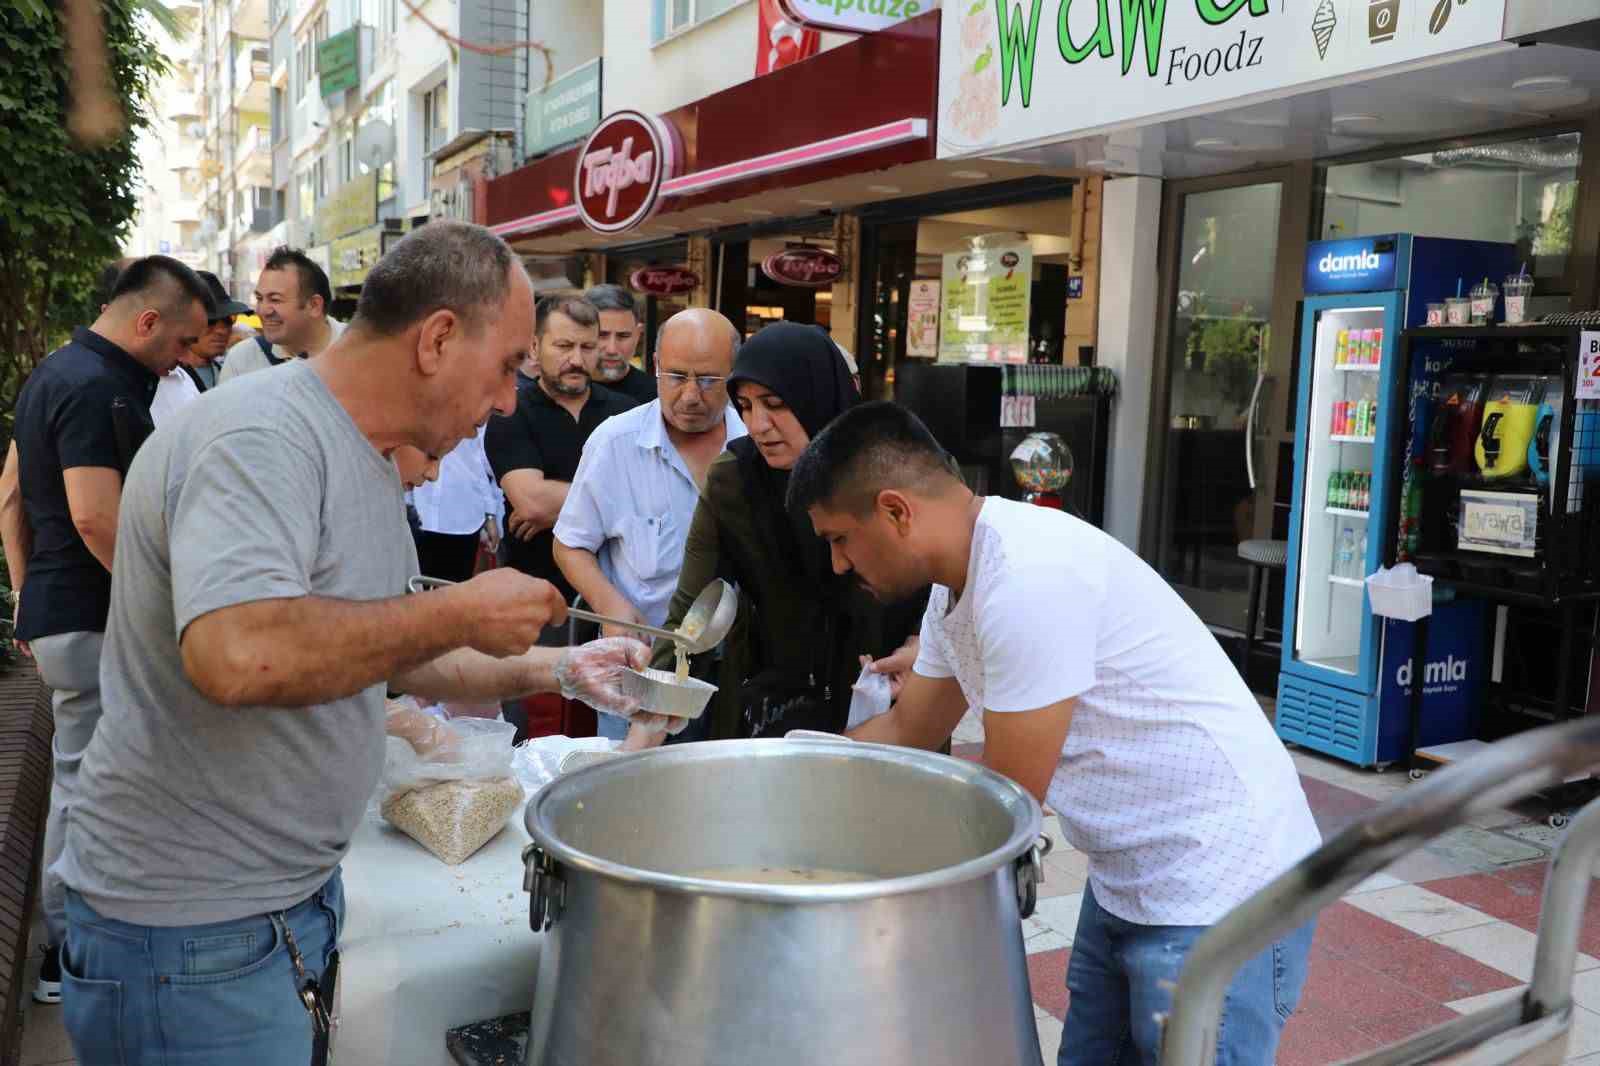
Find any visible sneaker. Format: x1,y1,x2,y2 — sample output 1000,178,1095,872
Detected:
32,943,61,1004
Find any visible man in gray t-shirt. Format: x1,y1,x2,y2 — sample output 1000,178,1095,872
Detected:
53,223,646,1066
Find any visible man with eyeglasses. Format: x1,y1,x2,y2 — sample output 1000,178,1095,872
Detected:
552,308,744,739
485,295,637,657
584,284,658,403
219,247,345,384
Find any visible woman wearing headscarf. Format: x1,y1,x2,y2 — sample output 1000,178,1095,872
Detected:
633,322,926,744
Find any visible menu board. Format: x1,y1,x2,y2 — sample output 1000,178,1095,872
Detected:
938,235,1031,365
906,279,941,359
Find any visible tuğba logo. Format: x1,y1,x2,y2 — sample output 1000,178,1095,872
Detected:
1320,249,1382,274
575,111,680,235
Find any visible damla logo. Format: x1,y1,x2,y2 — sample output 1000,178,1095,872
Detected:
1397,655,1468,687
1319,249,1382,274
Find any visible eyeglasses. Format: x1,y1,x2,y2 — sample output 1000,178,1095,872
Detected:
208,315,237,328
657,370,728,393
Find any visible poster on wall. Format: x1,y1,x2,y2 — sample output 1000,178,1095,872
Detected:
907,279,941,358
938,236,1032,365
937,0,1509,159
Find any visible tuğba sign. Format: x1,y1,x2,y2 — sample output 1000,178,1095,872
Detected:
629,267,700,296
761,248,845,287
575,111,680,235
778,0,934,33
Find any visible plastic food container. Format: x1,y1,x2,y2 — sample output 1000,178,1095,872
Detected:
1503,275,1534,324
1445,297,1471,326
1365,564,1434,621
1425,302,1446,326
1469,280,1499,325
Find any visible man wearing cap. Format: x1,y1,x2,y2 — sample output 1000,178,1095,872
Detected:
219,246,345,383
0,255,212,1004
185,271,253,391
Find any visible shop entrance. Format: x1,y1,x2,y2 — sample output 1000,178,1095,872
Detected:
1147,170,1309,642
712,217,838,339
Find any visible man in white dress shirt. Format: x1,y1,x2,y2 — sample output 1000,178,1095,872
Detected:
553,308,745,739
410,425,503,583
786,402,1321,1066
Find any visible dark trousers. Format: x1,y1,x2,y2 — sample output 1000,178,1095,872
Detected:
413,530,480,584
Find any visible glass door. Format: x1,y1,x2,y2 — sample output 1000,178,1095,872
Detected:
1291,301,1388,678
1153,181,1287,629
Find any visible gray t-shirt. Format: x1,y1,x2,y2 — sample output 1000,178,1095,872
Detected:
56,359,419,926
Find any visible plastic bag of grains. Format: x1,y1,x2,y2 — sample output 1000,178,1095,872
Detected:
380,717,522,865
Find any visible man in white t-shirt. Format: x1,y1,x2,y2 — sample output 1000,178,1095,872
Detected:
784,402,1320,1066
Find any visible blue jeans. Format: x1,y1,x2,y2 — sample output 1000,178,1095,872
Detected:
1060,884,1313,1066
61,871,344,1066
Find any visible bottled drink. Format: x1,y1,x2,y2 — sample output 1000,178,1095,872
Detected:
1356,528,1368,578
1354,398,1369,439
1367,400,1378,437
1327,471,1339,508
1334,329,1349,365
1371,327,1384,365
1337,526,1356,580
1359,471,1371,511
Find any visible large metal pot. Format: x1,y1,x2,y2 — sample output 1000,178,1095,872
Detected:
520,738,1049,1066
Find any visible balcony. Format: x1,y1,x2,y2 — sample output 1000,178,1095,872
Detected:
168,143,202,173
236,125,272,184
168,91,202,121
170,199,203,225
231,0,269,39
233,47,270,112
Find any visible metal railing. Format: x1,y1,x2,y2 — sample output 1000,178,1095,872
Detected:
1161,715,1600,1066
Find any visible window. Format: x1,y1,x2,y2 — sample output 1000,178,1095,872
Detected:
422,82,449,156
652,0,743,43
340,136,354,184
313,156,328,199
296,34,313,101
298,168,315,220
271,86,286,143
1320,131,1582,291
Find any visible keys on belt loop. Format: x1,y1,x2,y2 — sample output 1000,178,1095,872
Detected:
272,912,329,1037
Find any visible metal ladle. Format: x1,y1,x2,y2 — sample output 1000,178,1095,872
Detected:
406,575,738,654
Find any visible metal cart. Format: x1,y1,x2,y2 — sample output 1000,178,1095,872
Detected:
1162,715,1600,1065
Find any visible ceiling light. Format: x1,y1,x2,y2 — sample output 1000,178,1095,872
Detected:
1192,138,1234,150
796,198,833,207
866,184,901,194
1083,158,1111,168
742,208,775,217
696,216,724,224
1331,113,1380,125
949,169,989,180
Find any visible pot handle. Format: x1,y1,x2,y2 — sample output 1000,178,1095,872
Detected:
1015,833,1054,920
523,843,565,932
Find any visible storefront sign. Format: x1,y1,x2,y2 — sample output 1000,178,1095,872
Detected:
318,27,359,98
938,235,1032,365
575,111,680,235
907,279,941,357
1580,332,1600,401
330,224,384,289
629,266,700,296
1305,234,1401,294
777,0,932,33
1067,276,1084,299
937,0,1508,158
1459,489,1539,557
761,247,844,287
314,172,378,246
525,60,602,159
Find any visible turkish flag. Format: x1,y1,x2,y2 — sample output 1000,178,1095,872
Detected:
756,0,820,76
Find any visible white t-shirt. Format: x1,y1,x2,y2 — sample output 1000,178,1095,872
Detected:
913,499,1320,926
150,366,202,425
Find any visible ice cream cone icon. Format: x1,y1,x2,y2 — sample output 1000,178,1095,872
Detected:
1312,0,1337,59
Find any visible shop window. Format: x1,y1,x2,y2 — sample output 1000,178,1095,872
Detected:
652,0,744,43
1320,132,1581,292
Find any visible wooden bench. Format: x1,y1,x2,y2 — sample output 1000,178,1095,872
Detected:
0,662,50,1066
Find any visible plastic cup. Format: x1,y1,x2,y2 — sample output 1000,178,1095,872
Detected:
1445,297,1471,326
1426,302,1446,326
1503,275,1534,325
1469,280,1498,325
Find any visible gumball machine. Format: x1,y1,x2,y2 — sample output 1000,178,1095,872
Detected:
1009,432,1073,510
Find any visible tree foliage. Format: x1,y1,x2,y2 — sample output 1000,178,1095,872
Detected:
0,0,165,436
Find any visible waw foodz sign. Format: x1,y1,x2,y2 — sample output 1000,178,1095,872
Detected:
936,0,1506,158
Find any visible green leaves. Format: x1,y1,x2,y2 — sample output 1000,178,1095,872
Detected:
974,44,993,73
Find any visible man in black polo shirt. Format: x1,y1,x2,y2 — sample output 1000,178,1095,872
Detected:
0,255,211,1003
584,284,658,403
485,295,635,644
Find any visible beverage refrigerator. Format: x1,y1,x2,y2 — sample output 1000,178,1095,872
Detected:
1275,234,1514,768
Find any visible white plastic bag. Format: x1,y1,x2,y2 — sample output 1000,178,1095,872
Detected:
511,735,621,795
846,663,893,730
380,717,522,865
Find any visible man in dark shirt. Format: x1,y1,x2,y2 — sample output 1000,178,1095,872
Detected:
585,284,658,403
0,255,211,1003
485,295,635,640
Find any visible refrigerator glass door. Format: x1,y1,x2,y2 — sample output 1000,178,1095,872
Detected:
1292,302,1390,678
